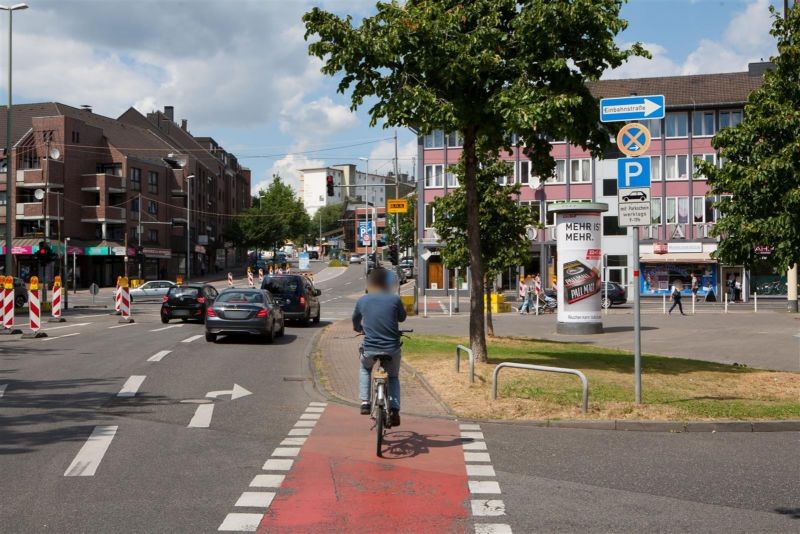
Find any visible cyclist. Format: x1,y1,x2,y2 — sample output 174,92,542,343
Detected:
352,267,407,426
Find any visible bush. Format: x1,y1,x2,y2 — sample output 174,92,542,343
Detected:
328,259,346,267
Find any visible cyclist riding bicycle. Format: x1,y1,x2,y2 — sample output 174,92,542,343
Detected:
352,267,407,426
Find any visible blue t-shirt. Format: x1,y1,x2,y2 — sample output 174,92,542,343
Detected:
352,292,407,353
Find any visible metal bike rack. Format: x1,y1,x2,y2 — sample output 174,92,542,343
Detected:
491,362,589,414
455,344,475,384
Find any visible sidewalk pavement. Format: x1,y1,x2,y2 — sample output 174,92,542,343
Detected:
317,320,450,417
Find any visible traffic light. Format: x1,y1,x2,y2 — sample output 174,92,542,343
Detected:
326,175,335,197
389,244,399,265
135,246,145,266
36,241,54,264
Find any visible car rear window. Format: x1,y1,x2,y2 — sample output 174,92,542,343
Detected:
169,287,200,298
217,291,264,304
263,277,300,295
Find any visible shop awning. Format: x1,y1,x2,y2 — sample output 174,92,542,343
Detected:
640,252,715,264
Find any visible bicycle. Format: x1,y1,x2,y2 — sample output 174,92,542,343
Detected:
365,329,413,457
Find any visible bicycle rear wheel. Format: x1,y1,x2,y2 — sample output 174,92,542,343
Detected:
375,404,384,457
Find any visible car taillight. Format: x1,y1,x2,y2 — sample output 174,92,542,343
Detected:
256,308,268,318
162,295,169,302
206,308,216,317
299,296,306,308
197,296,205,304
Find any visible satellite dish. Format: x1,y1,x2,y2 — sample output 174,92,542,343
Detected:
34,189,44,200
49,147,61,160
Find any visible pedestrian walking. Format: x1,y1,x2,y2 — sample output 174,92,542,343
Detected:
727,274,736,303
518,275,533,314
691,273,699,302
669,284,686,315
734,276,742,302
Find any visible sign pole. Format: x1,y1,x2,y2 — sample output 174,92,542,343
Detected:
633,229,642,404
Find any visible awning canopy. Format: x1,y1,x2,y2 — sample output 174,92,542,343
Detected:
640,252,715,264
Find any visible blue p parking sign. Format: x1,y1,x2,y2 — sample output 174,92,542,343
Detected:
617,157,651,189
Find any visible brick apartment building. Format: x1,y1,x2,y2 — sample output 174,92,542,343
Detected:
0,103,251,286
416,62,775,299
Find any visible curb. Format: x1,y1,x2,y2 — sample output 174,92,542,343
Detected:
479,418,800,433
399,359,455,417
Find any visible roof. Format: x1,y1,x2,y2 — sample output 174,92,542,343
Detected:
0,102,60,148
590,70,765,108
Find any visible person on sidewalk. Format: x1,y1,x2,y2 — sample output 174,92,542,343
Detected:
518,275,533,314
691,273,699,302
352,267,407,426
669,284,686,315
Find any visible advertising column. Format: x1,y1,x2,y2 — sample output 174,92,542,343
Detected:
551,202,608,334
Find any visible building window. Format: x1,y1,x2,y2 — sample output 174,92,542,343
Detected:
423,130,444,149
602,178,617,197
651,198,662,224
665,155,688,180
693,154,716,180
692,111,715,137
131,197,139,213
519,200,541,224
665,112,688,138
148,229,158,242
518,161,530,186
130,167,141,191
446,131,463,148
693,196,705,223
719,110,743,129
553,159,567,183
147,200,157,215
666,196,689,224
71,131,80,144
705,196,716,223
424,164,443,188
570,158,591,183
603,215,627,236
634,118,661,138
650,155,662,181
147,171,159,193
0,192,6,206
424,204,435,228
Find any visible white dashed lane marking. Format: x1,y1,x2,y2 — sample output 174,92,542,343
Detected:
117,376,146,397
181,334,204,343
150,324,184,332
147,350,172,362
64,426,118,477
235,492,275,508
461,423,512,533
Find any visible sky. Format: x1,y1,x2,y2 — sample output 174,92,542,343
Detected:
0,0,784,194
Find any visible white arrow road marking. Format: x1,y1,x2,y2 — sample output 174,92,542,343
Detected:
147,350,172,362
45,322,91,331
117,376,146,397
150,324,184,332
188,404,215,428
41,332,80,342
206,384,252,400
181,334,203,343
0,384,7,398
64,425,118,477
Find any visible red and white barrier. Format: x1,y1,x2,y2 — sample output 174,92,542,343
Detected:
51,284,64,321
29,288,41,333
119,286,131,319
114,283,121,314
227,272,233,287
248,270,254,288
3,284,14,330
258,268,264,285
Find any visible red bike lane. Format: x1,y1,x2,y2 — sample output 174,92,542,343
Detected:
258,404,471,533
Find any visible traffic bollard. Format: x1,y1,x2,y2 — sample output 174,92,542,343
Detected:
248,269,254,288
258,268,264,286
423,294,428,318
22,276,47,338
114,276,122,315
118,276,134,324
227,272,233,287
1,276,20,334
754,292,758,313
724,293,728,314
662,293,666,314
50,275,66,323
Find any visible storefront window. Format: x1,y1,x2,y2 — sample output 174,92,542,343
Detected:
641,263,717,297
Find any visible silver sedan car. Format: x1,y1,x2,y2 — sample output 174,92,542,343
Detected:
205,288,285,343
129,280,176,302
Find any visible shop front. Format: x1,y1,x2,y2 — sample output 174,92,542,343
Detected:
640,243,719,298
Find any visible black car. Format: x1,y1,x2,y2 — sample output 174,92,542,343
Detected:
261,275,321,324
205,288,285,343
12,277,27,308
308,251,320,260
601,281,627,308
161,284,218,323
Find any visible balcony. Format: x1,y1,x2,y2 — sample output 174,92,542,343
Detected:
81,173,126,193
80,206,126,223
15,165,64,188
16,202,63,220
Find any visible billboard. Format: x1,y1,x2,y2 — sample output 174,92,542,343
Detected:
556,212,603,330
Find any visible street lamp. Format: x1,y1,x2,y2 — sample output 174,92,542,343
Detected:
1,3,27,277
185,174,194,281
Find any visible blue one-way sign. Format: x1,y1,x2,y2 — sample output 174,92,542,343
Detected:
600,95,665,122
617,157,651,188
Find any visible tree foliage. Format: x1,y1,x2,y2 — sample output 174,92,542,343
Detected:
397,193,416,253
700,6,800,272
226,175,310,250
304,0,644,361
311,203,345,238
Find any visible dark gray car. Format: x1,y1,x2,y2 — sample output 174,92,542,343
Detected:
205,288,285,343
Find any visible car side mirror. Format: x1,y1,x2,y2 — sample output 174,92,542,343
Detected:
314,289,321,296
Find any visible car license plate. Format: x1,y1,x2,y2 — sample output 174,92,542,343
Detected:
225,311,250,320
174,310,190,317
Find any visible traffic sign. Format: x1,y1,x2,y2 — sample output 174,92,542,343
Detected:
358,221,372,245
617,157,651,189
616,123,651,157
387,199,408,214
600,95,665,122
618,188,651,227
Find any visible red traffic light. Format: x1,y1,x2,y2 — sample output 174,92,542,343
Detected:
326,175,335,196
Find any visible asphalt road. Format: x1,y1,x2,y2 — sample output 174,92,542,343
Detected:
1,263,798,533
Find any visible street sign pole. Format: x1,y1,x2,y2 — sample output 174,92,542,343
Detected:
633,229,641,404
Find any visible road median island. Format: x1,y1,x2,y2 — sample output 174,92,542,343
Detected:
401,335,800,423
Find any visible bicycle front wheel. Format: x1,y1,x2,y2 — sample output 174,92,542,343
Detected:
375,403,384,457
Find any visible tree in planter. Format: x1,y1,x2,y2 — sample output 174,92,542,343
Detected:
699,6,800,281
304,0,644,361
431,159,533,336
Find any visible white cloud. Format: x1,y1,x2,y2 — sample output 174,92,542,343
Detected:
264,151,325,195
367,138,418,176
280,96,359,138
605,43,681,80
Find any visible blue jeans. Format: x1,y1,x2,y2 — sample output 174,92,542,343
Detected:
519,295,532,313
359,348,401,411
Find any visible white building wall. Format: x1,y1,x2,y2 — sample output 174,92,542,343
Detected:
300,168,344,217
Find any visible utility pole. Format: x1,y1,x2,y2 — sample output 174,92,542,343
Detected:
186,176,192,281
137,193,142,280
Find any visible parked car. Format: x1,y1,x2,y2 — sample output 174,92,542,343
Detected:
398,259,414,279
308,250,320,260
129,280,175,302
13,277,27,308
261,274,321,324
349,254,363,264
160,284,218,323
601,281,627,308
394,266,407,285
205,288,285,343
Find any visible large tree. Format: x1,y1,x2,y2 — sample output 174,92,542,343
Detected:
304,0,644,361
311,203,345,239
700,6,800,274
226,175,311,251
431,159,533,336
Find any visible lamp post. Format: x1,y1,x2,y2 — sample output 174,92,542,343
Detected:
63,236,69,309
1,3,27,276
185,174,194,281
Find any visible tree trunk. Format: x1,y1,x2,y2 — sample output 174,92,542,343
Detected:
485,275,495,337
463,127,488,362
